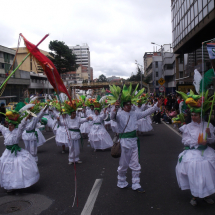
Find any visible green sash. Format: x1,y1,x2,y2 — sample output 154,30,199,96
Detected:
44,114,49,116
6,144,21,156
69,128,83,148
93,123,101,125
179,145,208,163
41,117,48,125
26,129,38,142
119,130,140,158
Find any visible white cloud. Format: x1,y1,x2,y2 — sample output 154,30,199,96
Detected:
0,0,172,79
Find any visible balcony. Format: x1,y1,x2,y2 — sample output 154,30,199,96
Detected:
164,69,174,76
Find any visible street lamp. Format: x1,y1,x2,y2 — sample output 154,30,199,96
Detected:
135,60,143,89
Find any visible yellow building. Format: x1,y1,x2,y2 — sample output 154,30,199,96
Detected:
12,47,50,73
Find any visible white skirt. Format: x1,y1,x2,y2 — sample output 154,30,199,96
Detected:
176,146,215,198
0,148,40,190
55,125,69,147
146,115,152,124
80,121,91,134
88,124,113,149
137,118,153,132
36,128,46,147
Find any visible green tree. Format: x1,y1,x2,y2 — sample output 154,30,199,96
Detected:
98,74,107,82
48,40,78,74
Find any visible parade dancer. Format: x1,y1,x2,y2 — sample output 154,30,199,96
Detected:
135,98,153,134
80,107,90,138
110,84,163,192
0,111,39,192
22,104,47,162
64,102,92,164
176,91,215,206
88,102,113,151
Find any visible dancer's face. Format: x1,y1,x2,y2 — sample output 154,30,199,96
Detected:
95,110,99,115
8,124,15,132
191,113,201,123
71,112,76,119
90,106,94,110
123,102,131,112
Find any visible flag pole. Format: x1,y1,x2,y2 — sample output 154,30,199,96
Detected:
0,34,49,91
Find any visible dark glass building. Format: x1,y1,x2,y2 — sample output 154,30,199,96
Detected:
171,0,215,86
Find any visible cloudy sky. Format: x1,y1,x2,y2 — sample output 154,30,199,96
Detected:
0,0,172,79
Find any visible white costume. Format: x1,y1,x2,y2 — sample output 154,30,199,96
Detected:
0,120,40,190
88,113,113,150
110,105,159,190
22,109,46,162
176,121,215,198
135,105,153,132
67,116,88,162
54,112,69,147
80,112,91,134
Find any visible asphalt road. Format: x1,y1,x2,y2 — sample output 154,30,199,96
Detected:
0,124,215,215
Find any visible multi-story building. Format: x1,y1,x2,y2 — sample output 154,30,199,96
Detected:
12,47,50,73
0,45,30,102
171,0,215,87
144,52,162,93
69,44,91,82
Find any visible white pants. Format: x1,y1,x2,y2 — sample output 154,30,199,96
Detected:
24,140,38,162
117,146,141,190
68,139,80,162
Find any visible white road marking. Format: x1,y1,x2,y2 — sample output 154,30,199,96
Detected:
81,179,103,215
45,136,55,142
161,121,182,137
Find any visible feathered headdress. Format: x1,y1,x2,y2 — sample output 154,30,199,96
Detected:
177,89,212,113
64,100,77,114
107,83,145,107
1,102,27,127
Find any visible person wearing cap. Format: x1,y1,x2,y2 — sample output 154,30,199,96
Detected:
176,91,215,206
110,84,163,193
0,112,39,192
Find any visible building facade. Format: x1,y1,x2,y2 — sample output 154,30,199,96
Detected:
171,0,215,87
0,46,30,102
69,44,91,82
12,47,50,73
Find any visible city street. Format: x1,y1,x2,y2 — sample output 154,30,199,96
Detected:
0,124,215,215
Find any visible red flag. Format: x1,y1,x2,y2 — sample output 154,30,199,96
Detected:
20,34,71,101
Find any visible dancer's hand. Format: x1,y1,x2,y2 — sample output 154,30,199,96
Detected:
198,140,207,145
87,116,93,121
206,128,211,137
157,99,164,108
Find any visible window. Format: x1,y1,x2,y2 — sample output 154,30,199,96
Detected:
203,0,207,8
198,0,203,11
203,6,207,17
155,62,158,68
156,72,158,77
195,2,198,16
180,71,184,78
1,63,4,69
191,6,194,20
156,81,158,86
208,0,215,12
199,11,203,21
